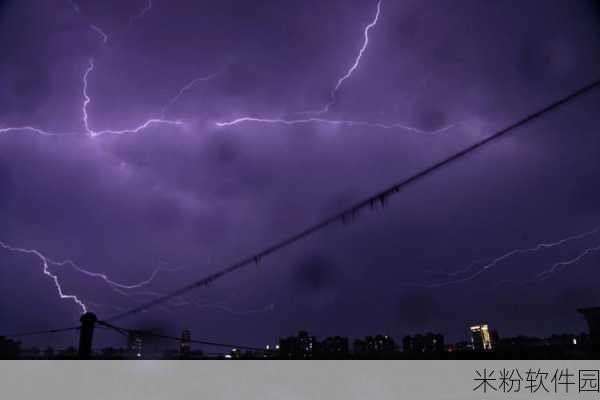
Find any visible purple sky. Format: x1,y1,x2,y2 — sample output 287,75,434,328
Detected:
1,0,600,351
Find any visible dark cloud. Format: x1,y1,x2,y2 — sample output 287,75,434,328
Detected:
291,254,338,293
396,290,440,330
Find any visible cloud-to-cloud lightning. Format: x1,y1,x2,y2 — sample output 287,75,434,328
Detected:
5,0,439,140
66,1,110,45
215,116,454,134
68,0,80,14
0,241,88,314
1,58,184,138
406,225,600,288
130,0,154,25
90,24,109,44
424,258,493,278
161,69,225,118
492,242,600,289
82,58,183,137
537,243,600,280
0,240,180,314
54,259,172,291
0,126,75,137
213,1,451,135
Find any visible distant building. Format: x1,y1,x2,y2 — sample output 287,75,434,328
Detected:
279,331,318,359
353,335,397,358
320,336,349,358
127,330,145,359
43,347,55,359
19,347,42,359
231,348,242,359
403,333,444,353
579,308,600,341
470,324,498,351
578,307,600,354
56,346,78,360
100,347,126,359
547,334,581,347
446,341,472,353
180,329,191,358
0,336,20,359
498,335,545,349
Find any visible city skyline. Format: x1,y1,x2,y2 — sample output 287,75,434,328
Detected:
2,313,597,359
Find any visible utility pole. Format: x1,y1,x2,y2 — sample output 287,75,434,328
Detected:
78,312,97,359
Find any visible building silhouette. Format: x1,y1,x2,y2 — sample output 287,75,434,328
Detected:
446,340,472,353
353,335,397,358
127,330,145,359
180,329,191,359
578,307,600,355
279,331,317,359
320,336,349,358
403,333,444,353
0,336,20,359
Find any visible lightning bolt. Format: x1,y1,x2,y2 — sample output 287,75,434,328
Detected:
51,258,175,291
82,58,183,137
406,225,600,288
90,24,109,44
214,2,449,135
68,0,80,14
215,117,454,134
0,126,76,137
0,240,181,314
492,243,600,289
161,68,225,118
1,58,184,138
538,243,600,279
299,0,382,115
130,0,153,25
0,241,87,313
67,1,109,44
423,258,493,278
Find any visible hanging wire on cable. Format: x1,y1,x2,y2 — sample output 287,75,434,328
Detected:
107,78,600,322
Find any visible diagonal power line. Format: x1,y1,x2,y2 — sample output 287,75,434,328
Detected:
97,321,264,351
0,327,80,338
107,78,600,322
140,332,265,352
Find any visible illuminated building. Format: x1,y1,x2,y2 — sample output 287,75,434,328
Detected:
470,324,497,351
